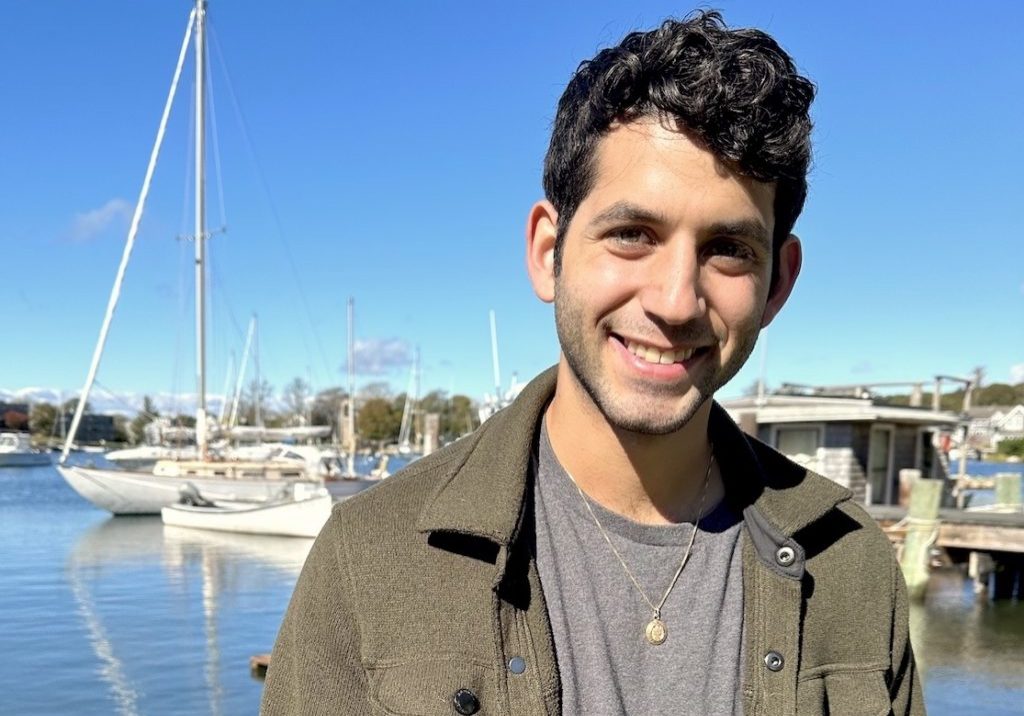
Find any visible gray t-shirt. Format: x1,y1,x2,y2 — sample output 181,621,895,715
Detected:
533,423,745,715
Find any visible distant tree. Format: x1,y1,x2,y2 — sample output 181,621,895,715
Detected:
129,395,160,444
976,383,1021,407
171,414,196,428
263,413,287,429
358,398,401,442
997,438,1024,458
415,390,479,442
62,397,92,415
29,403,58,437
311,387,347,428
238,378,274,426
112,415,131,443
282,377,312,424
873,381,1024,411
447,394,477,439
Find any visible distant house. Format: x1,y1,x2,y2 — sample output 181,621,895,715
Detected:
967,404,1024,449
0,402,31,431
61,413,116,444
992,405,1024,444
721,393,960,506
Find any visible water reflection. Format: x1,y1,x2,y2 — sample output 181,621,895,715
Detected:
911,570,1024,714
66,517,311,715
67,562,141,715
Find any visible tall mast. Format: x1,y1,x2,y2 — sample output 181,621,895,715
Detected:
193,0,209,459
346,297,356,474
489,309,501,401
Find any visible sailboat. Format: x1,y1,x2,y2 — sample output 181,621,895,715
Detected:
57,0,320,515
477,310,524,423
396,348,421,456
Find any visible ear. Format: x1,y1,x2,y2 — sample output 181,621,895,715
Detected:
526,200,558,303
761,234,802,328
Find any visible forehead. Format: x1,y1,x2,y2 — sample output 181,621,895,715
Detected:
582,117,776,229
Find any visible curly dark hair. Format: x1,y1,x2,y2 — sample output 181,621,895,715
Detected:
543,10,815,284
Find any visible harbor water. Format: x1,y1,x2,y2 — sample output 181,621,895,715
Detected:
1,460,1022,714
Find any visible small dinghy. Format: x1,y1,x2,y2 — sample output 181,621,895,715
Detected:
161,481,333,538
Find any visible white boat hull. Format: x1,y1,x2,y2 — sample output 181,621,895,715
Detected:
56,465,306,516
161,494,333,538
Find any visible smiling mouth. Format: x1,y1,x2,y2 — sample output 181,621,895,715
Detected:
613,334,710,365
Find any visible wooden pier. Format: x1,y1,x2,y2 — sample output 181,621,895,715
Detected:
868,504,1024,554
867,470,1024,599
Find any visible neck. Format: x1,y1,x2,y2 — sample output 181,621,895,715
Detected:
545,363,724,525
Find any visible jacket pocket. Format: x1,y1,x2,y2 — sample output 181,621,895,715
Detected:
797,668,892,716
365,655,499,716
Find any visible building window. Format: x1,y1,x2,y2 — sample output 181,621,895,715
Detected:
775,427,822,457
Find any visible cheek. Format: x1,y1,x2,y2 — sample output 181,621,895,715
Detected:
706,276,766,335
565,256,639,310
593,256,647,297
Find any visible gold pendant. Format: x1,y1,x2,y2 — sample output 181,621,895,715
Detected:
644,617,667,645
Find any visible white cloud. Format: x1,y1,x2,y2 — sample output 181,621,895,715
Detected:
68,198,132,242
0,387,231,418
1011,363,1024,384
344,338,413,376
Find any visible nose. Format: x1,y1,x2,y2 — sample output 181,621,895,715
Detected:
637,245,706,325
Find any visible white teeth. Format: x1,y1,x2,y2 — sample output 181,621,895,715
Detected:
625,340,697,364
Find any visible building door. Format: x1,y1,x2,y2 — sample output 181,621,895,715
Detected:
867,425,895,505
918,429,937,478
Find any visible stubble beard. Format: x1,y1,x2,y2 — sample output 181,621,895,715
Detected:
553,282,763,436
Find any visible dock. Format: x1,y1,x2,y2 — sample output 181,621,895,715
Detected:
868,504,1024,554
867,470,1024,600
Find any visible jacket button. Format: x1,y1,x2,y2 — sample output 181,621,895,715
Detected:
508,656,527,674
764,651,785,672
452,688,480,715
775,546,796,567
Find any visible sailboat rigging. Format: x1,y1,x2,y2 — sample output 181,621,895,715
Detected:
57,0,321,514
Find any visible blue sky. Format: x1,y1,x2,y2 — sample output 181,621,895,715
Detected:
2,0,1022,412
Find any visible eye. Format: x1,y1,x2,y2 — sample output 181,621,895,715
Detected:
605,226,655,250
703,238,758,264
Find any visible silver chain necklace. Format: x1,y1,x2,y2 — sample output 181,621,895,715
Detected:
564,446,715,646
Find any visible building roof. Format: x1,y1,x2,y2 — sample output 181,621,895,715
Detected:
721,394,961,427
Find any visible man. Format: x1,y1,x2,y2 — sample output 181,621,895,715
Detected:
262,11,923,715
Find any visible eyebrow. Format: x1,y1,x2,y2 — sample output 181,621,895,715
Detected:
587,201,671,229
587,201,772,249
708,219,771,251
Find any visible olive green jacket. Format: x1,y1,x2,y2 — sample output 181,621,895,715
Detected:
262,367,924,715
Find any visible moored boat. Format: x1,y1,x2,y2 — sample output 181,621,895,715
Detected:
0,432,51,467
160,481,333,538
58,458,311,515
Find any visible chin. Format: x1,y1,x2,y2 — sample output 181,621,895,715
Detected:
594,390,710,436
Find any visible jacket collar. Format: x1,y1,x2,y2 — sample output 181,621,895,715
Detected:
416,367,558,545
417,366,851,551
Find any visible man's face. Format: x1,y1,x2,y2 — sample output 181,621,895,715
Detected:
539,117,795,435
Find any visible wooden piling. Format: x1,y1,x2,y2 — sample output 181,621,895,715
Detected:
898,469,920,508
992,557,1022,600
968,551,995,593
900,477,943,600
995,472,1023,510
250,653,271,679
